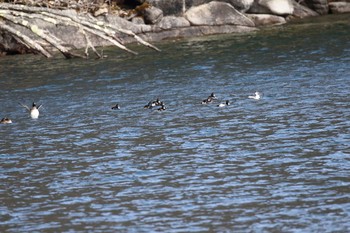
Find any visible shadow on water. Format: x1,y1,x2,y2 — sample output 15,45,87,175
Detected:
1,14,350,232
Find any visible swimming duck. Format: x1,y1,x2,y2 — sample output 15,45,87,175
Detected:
201,93,217,104
218,100,230,107
0,117,12,124
248,92,261,100
154,98,162,106
201,97,214,104
111,104,120,110
157,103,166,111
209,92,217,100
19,102,42,119
144,98,162,109
201,98,210,104
144,101,154,109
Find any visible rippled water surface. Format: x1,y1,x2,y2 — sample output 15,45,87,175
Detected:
1,15,350,232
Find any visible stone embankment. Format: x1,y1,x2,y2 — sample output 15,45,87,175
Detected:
0,0,349,57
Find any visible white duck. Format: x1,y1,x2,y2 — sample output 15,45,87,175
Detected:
248,92,261,100
19,102,42,119
218,100,230,107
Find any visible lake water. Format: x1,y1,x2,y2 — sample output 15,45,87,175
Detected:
1,15,350,232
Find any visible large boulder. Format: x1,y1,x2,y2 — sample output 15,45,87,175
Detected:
143,6,164,24
247,13,286,26
103,14,152,33
148,0,255,15
184,1,255,26
289,1,319,19
303,0,329,15
155,16,191,30
131,16,146,25
224,0,255,12
249,0,294,16
139,25,257,43
329,2,350,14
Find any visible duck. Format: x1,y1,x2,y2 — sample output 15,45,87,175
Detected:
19,102,42,119
144,101,154,109
157,103,166,111
201,98,210,104
144,98,162,109
154,98,162,106
218,100,230,107
248,92,261,100
0,117,12,124
209,92,217,100
201,93,217,104
111,104,120,110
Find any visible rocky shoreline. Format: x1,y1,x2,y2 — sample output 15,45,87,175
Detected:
1,0,350,57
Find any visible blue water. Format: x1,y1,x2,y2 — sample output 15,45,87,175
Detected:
1,15,350,232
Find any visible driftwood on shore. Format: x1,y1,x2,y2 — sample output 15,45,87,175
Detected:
0,2,160,58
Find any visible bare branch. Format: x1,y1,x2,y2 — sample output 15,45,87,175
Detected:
0,20,52,57
0,2,161,58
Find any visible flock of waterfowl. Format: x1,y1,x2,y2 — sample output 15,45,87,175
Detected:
0,102,42,124
0,92,261,124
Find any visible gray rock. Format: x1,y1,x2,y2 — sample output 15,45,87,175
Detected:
222,0,255,12
148,0,255,15
184,1,255,26
247,13,286,26
249,0,294,16
248,2,271,14
103,14,152,34
131,16,146,25
139,25,258,43
0,5,257,56
303,0,329,15
289,1,319,19
147,0,185,16
93,4,108,17
143,6,164,24
329,2,350,14
156,16,191,30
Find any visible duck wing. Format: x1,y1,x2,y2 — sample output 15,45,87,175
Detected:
18,102,30,111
